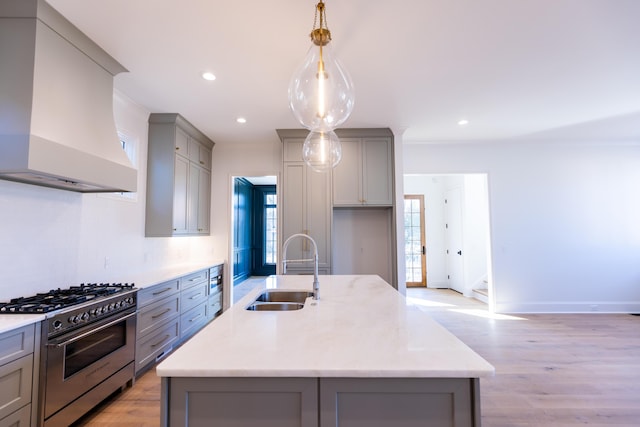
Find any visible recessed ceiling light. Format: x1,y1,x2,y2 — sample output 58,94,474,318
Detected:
236,117,247,124
457,119,469,126
202,72,216,81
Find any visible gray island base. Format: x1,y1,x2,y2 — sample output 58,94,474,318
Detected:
157,275,493,427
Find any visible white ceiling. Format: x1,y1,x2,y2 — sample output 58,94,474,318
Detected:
47,0,640,146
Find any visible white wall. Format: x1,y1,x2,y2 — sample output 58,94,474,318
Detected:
0,92,242,300
404,140,640,313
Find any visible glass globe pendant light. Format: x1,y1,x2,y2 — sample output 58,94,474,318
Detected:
288,0,354,172
302,129,342,172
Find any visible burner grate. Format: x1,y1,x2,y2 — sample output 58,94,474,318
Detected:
0,283,135,314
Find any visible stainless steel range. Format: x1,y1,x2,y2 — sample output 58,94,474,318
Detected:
0,283,137,427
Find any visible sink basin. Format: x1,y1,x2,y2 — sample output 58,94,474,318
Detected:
253,290,313,304
245,290,313,311
246,302,304,311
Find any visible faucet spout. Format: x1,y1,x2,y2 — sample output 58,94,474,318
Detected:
282,233,320,300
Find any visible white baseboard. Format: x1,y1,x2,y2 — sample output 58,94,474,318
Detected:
494,301,640,314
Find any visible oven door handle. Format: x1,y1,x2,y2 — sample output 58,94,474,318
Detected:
48,312,136,348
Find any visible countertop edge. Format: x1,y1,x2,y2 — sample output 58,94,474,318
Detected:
0,314,46,334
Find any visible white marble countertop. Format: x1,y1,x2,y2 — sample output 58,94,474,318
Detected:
156,275,495,378
0,313,45,334
129,259,224,290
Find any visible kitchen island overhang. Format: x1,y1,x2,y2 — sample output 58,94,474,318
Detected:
157,275,494,427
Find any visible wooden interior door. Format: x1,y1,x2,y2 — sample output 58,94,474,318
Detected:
404,195,426,287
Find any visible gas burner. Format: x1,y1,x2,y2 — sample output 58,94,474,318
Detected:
0,282,136,314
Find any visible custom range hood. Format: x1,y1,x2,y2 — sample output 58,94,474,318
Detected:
0,0,136,192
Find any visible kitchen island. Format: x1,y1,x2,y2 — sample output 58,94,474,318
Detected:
157,275,494,427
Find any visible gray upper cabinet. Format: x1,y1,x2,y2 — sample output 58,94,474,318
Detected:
146,114,214,237
332,130,394,207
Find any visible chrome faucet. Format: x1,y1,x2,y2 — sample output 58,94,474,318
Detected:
282,233,320,300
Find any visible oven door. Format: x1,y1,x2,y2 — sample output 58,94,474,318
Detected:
44,309,136,419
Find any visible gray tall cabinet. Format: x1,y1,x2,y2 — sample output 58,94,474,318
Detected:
146,113,214,237
278,132,332,275
277,129,397,287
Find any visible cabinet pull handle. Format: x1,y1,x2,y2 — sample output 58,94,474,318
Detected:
152,287,173,296
189,313,203,323
175,147,180,151
151,308,172,319
199,160,205,165
151,335,170,348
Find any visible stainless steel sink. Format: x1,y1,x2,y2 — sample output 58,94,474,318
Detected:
246,290,313,311
246,302,304,311
254,290,313,304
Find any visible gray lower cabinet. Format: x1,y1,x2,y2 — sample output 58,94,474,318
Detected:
162,377,481,427
179,271,209,341
0,324,39,427
163,377,318,427
136,266,224,375
320,378,479,427
135,279,181,374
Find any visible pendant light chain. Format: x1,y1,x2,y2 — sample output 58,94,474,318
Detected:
311,1,331,46
288,0,355,171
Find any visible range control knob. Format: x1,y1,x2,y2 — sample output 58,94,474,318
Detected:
69,315,80,324
81,312,90,321
52,320,63,329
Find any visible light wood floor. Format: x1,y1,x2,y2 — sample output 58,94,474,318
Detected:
75,288,640,426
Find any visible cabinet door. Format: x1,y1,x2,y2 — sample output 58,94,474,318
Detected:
282,163,306,268
174,127,189,156
0,355,33,421
332,138,362,206
186,165,211,234
306,166,331,270
362,138,393,206
282,162,331,272
167,377,318,427
172,155,189,234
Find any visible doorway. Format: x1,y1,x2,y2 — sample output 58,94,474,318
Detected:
403,174,492,304
232,176,277,286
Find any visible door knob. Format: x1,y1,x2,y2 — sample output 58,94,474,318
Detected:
457,250,462,256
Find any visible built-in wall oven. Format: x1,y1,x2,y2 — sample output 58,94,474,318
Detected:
0,283,137,427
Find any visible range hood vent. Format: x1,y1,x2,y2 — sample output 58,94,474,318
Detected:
0,0,137,193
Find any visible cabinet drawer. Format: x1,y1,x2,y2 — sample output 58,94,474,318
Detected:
0,403,30,427
181,282,208,313
137,295,180,337
0,325,34,366
207,292,223,319
181,270,209,291
137,280,180,307
180,303,207,340
136,318,179,373
0,354,33,421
